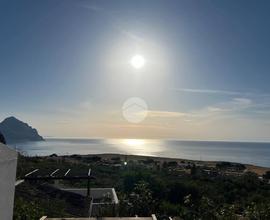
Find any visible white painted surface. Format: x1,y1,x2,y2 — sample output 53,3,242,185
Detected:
15,179,24,186
0,143,17,220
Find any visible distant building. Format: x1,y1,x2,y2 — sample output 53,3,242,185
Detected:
0,143,17,220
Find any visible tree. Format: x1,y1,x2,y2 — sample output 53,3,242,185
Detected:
263,171,270,180
0,131,6,144
245,202,270,219
129,181,154,216
14,198,45,220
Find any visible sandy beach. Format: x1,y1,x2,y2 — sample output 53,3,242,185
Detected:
76,153,270,176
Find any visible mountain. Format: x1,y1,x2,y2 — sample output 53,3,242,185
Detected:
0,117,44,143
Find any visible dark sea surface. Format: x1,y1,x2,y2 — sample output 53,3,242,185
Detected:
12,138,270,167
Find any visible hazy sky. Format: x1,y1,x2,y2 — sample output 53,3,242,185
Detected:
1,0,270,141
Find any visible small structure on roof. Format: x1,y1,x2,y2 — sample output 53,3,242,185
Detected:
89,188,119,216
60,187,119,216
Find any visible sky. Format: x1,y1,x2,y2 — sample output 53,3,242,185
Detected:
1,0,270,141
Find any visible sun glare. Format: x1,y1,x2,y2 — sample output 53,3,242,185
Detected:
122,139,146,147
130,55,145,69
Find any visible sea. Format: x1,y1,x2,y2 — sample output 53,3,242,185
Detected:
10,138,270,168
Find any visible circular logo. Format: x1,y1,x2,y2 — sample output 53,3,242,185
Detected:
122,97,148,123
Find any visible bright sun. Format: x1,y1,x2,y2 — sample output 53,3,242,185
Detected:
130,54,145,69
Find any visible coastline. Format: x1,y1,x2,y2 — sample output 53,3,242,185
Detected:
47,153,270,176
14,138,270,168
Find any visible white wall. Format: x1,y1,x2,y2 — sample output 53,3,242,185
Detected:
0,143,17,220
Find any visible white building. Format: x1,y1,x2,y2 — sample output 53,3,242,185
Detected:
0,143,17,220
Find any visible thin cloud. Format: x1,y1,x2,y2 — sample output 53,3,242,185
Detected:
233,98,252,105
172,88,248,96
199,98,253,116
172,88,270,99
77,2,104,12
138,98,254,121
172,97,255,122
147,110,187,118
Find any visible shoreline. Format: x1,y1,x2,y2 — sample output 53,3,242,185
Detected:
43,153,270,176
44,137,270,144
15,138,270,168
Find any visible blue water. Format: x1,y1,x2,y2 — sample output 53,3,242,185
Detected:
11,138,270,168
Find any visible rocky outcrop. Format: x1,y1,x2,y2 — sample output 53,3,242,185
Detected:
0,117,44,143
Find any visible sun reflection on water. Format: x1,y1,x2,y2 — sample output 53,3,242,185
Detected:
122,139,146,147
106,139,165,156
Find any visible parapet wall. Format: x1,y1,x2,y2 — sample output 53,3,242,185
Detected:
0,143,17,220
